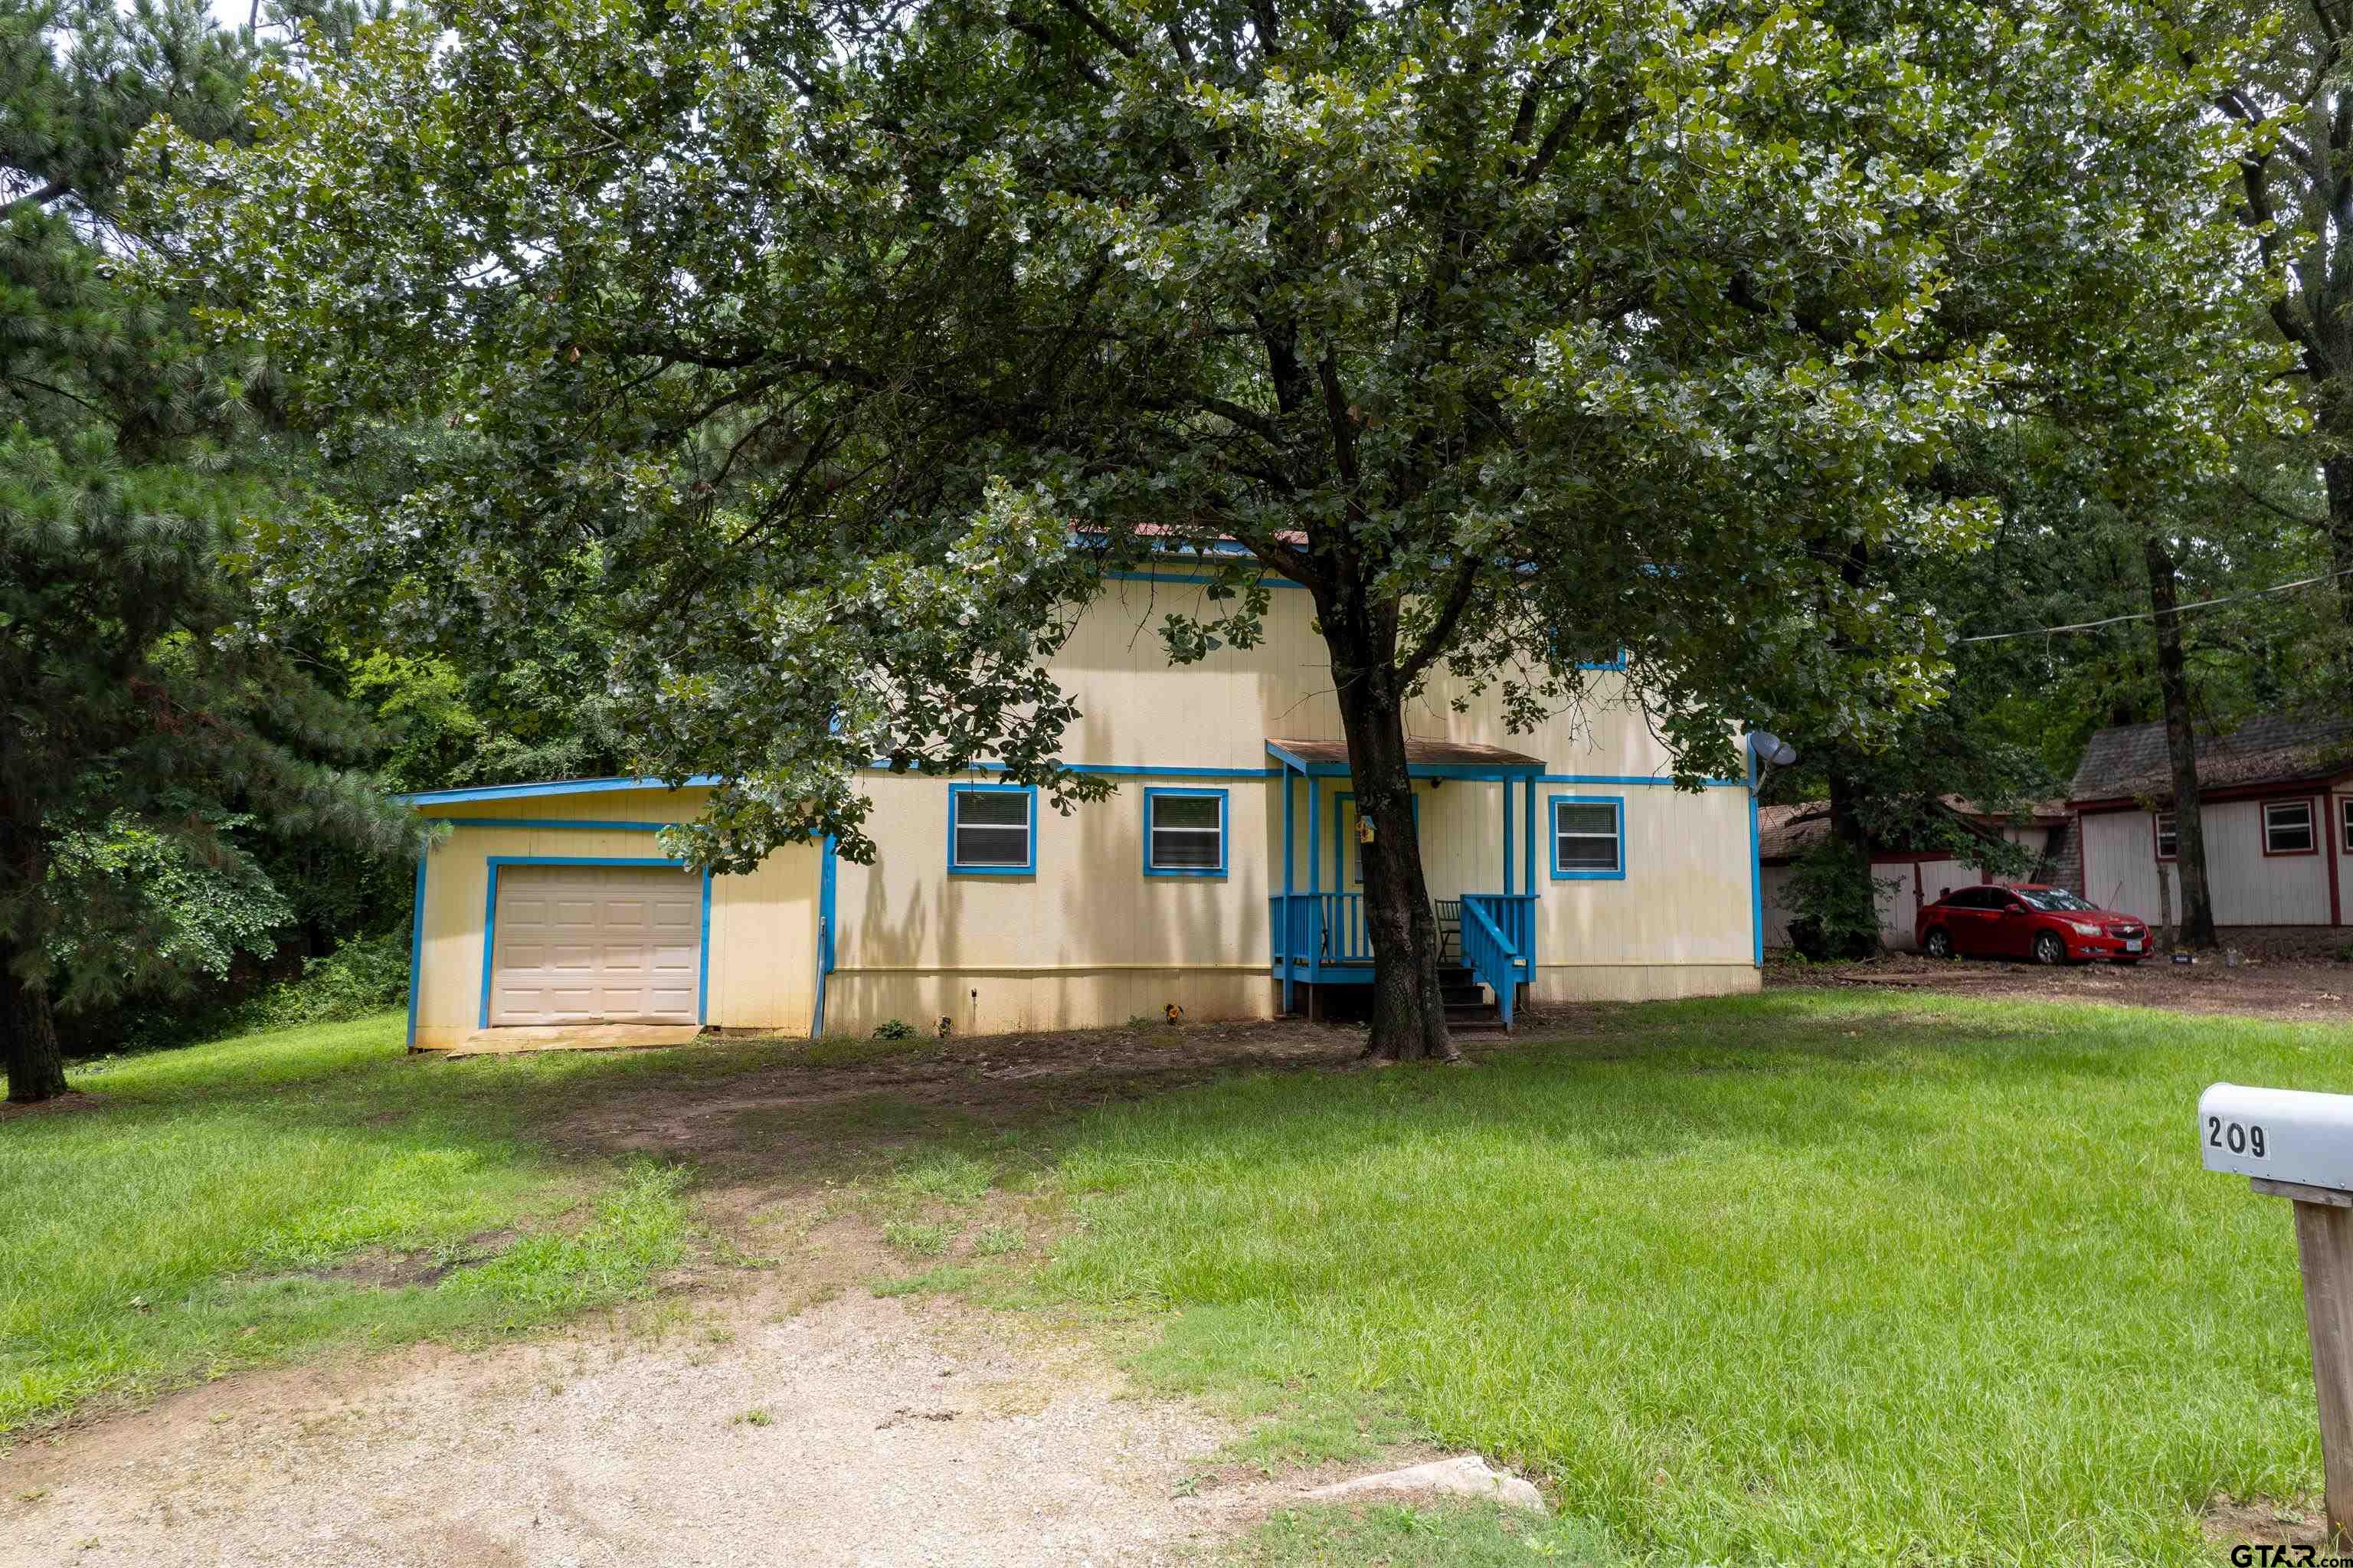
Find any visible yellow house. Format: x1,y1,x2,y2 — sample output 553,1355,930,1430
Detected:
400,561,1764,1050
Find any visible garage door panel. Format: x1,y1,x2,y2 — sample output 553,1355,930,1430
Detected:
490,865,702,1027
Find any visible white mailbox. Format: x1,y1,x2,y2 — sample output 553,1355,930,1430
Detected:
2200,1082,2353,1192
2204,1082,2353,1546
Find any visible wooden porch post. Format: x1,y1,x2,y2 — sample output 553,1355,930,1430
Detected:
1523,773,1537,891
1281,765,1295,1015
1502,776,1514,897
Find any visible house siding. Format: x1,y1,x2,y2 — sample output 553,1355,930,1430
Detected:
2079,797,2337,928
407,566,1762,1042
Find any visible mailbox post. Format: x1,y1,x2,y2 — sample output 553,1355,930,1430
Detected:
2202,1083,2353,1543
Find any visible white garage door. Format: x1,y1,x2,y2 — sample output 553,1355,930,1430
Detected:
488,864,702,1026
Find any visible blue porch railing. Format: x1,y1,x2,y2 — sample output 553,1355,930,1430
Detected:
1272,892,1535,1020
1270,892,1373,981
1459,892,1537,1027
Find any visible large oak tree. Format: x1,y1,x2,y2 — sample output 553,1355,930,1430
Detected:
155,0,2272,1056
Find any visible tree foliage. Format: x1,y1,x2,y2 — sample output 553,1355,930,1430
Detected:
0,0,411,1102
152,0,2288,1051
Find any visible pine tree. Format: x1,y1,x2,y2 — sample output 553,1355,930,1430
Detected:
0,0,408,1102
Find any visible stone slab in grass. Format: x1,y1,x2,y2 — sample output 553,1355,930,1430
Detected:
1304,1455,1545,1513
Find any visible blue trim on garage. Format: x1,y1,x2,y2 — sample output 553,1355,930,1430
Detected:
405,855,427,1049
428,817,675,831
812,835,838,1036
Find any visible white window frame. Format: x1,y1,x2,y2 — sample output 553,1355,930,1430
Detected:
2153,810,2178,861
1549,796,1625,880
1142,788,1226,877
947,784,1036,875
2263,798,2316,856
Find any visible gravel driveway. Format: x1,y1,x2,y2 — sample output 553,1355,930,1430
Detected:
2,1281,1272,1567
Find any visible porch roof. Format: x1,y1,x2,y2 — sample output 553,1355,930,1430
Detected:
1265,737,1545,778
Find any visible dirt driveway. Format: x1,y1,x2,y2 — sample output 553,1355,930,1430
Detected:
1,1020,1386,1568
2,1264,1278,1568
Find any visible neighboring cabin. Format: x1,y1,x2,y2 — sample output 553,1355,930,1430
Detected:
1757,798,2072,952
398,558,1767,1051
2067,715,2353,935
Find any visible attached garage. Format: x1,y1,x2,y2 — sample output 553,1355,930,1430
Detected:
485,860,705,1026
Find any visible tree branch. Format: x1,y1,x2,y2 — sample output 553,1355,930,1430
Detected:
0,178,70,218
1052,0,1137,57
1396,552,1482,686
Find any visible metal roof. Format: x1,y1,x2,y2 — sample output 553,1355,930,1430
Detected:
1265,738,1546,777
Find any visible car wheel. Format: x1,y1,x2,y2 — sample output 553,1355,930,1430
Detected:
1923,928,1954,961
2033,932,2067,966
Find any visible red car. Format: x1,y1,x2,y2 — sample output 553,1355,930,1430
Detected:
1915,884,2150,966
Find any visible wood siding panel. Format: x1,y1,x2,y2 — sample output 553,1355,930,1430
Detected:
2080,802,2332,928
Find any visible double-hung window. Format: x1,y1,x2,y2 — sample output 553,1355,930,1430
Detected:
2153,810,2178,860
2342,796,2353,855
1550,796,1625,880
2264,799,2316,856
947,784,1036,875
1144,789,1226,876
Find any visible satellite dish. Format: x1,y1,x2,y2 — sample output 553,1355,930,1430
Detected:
1749,731,1798,768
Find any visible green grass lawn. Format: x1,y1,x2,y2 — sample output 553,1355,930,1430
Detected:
0,1013,772,1434
8,990,2342,1566
1045,991,2344,1567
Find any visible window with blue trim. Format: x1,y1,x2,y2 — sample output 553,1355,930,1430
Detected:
1550,796,1625,879
949,784,1036,874
1144,788,1226,876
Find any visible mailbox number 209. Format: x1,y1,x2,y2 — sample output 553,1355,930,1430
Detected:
2207,1116,2268,1160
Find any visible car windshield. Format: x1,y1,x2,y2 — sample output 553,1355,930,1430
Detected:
2014,889,2096,912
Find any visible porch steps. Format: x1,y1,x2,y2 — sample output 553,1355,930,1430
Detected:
1438,964,1510,1036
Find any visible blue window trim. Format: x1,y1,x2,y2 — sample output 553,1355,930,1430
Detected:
1548,794,1628,881
1142,787,1229,878
1333,791,1420,885
947,783,1038,876
477,855,712,1030
1576,649,1630,672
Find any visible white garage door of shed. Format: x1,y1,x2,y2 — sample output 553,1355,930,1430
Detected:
488,864,702,1026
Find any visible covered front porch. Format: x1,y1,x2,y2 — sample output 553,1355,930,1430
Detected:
1266,738,1543,1027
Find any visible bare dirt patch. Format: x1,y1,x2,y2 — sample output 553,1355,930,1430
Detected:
270,1229,525,1292
548,1016,1373,1178
0,1089,108,1124
1770,951,2353,1025
0,1272,1290,1568
2201,1493,2328,1552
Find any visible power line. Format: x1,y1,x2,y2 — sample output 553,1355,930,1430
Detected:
1955,567,2353,644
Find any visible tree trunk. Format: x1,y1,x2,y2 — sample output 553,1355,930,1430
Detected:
2143,529,2219,949
1324,626,1452,1062
2322,451,2353,658
2,963,68,1105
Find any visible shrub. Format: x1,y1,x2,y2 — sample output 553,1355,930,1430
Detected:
249,930,412,1030
871,1017,915,1041
1785,840,1890,961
